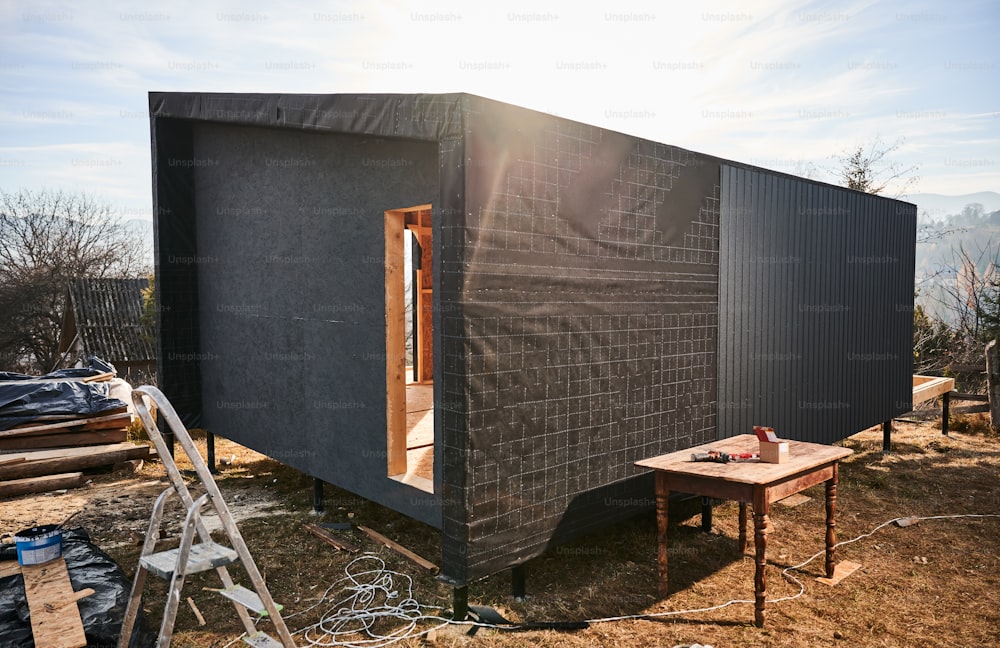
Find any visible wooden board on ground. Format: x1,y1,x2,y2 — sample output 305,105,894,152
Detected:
0,429,127,452
0,472,83,498
357,525,439,574
303,523,360,553
817,560,862,586
0,444,149,480
776,493,811,507
0,560,21,579
22,556,95,648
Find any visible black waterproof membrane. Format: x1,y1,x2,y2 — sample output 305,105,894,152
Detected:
0,528,154,648
0,358,126,430
149,92,915,585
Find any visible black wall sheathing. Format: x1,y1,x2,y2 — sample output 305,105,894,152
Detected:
188,123,441,525
718,165,916,443
440,97,721,583
152,117,202,426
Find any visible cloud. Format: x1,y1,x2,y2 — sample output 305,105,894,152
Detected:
0,0,996,198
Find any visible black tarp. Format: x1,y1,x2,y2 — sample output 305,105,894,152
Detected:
0,528,154,648
0,358,126,431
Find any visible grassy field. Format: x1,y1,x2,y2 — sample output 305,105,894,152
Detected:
2,414,998,647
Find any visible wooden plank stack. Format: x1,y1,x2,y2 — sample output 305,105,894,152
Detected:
0,408,132,451
0,409,150,498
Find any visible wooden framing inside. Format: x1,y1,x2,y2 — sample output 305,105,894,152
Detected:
385,205,433,490
405,208,434,384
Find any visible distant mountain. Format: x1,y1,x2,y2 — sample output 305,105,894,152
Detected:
911,193,1000,322
908,191,1000,223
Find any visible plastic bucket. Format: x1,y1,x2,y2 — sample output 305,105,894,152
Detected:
14,524,62,566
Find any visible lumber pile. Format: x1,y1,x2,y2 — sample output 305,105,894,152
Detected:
0,364,151,497
0,408,133,452
0,442,151,498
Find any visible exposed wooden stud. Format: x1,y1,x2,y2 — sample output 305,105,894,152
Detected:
416,227,433,384
385,209,408,477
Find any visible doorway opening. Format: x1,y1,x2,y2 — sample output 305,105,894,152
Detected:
384,204,434,493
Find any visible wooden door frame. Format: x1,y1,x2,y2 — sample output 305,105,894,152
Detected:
384,204,432,479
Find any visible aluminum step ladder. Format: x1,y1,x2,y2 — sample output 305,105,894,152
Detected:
118,385,296,648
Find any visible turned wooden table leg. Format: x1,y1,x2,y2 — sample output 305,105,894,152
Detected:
753,488,769,627
656,472,670,597
738,501,748,554
825,463,839,578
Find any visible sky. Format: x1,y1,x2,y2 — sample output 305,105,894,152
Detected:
0,0,997,223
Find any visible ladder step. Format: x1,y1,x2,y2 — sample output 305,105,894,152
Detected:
242,632,284,648
218,585,283,616
140,542,240,579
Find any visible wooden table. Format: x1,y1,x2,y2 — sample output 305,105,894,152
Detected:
636,434,853,627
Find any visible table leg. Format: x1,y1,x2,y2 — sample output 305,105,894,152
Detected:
825,463,839,578
655,472,669,597
753,488,769,627
738,502,748,554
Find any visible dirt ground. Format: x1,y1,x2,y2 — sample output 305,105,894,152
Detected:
2,413,999,647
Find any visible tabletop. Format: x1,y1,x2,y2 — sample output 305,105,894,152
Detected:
635,434,853,485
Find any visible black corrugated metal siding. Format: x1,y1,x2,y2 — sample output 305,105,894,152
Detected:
718,165,915,443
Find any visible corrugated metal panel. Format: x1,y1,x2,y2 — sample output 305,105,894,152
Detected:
67,278,155,363
718,165,915,443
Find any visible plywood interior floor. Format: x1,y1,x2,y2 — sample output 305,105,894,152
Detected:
405,383,433,486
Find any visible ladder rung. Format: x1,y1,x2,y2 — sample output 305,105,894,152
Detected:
140,542,240,579
218,585,283,616
242,632,284,647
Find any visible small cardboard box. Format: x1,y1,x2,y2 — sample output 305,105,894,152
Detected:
759,440,789,464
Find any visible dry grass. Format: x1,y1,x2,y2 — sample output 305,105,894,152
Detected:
3,418,999,647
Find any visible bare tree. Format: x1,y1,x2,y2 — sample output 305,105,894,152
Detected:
912,303,953,374
834,136,919,198
919,242,1000,383
0,188,147,372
